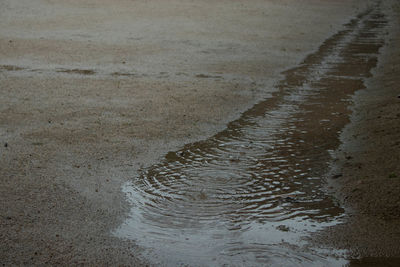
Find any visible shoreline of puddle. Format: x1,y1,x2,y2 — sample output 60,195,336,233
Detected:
116,2,388,266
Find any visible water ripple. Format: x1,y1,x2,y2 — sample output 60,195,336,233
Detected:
116,4,387,266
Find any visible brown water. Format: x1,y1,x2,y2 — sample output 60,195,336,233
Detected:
117,4,387,266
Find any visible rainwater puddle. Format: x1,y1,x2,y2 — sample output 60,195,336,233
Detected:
116,4,387,266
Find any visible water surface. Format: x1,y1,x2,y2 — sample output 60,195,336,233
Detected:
117,4,387,266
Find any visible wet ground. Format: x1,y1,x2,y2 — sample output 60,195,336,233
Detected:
2,0,400,265
117,4,387,266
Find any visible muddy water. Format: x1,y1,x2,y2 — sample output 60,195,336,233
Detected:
117,4,387,266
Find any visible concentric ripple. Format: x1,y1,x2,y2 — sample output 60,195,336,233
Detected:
117,4,387,266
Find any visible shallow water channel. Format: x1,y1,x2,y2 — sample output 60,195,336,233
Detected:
116,4,387,266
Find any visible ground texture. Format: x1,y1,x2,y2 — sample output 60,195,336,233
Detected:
1,0,399,265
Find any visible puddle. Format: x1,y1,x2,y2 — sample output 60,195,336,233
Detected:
116,5,387,266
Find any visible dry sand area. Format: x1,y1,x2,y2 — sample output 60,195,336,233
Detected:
1,0,399,265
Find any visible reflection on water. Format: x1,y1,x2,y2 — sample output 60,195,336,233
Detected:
116,4,387,266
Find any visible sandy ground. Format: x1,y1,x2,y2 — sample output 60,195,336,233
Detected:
317,0,400,262
1,0,398,265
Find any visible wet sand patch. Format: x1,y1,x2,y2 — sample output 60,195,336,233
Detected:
56,68,96,75
0,64,25,71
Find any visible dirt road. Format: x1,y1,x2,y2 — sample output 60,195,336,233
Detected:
1,0,398,265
